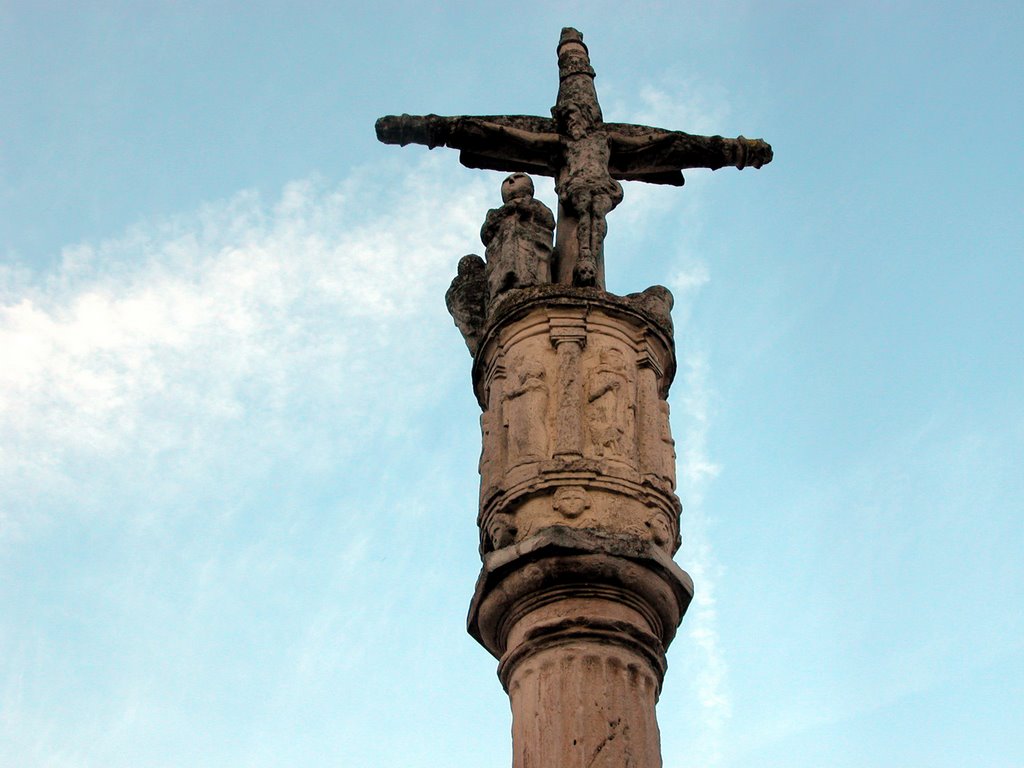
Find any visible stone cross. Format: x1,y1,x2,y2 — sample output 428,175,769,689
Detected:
376,27,773,289
374,27,775,768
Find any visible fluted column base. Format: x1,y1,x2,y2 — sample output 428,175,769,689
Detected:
507,631,663,766
469,527,692,768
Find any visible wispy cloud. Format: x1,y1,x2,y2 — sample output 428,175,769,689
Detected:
674,348,730,768
0,160,490,539
0,159,494,765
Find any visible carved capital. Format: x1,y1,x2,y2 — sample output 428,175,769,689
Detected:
546,311,587,348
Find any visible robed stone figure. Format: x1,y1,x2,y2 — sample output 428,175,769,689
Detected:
481,172,555,301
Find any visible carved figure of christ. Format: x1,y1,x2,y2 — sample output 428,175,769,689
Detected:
375,27,772,290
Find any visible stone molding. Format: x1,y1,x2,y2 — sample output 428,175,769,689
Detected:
468,526,693,768
468,526,693,676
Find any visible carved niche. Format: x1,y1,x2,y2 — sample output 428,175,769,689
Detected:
502,354,551,466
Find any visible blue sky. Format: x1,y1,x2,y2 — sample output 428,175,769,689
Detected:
2,2,1022,766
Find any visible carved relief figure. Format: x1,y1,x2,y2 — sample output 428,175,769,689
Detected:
503,356,550,464
585,348,635,460
552,486,590,520
481,173,555,301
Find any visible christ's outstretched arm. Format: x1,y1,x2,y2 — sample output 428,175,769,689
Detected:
606,125,773,182
375,114,561,175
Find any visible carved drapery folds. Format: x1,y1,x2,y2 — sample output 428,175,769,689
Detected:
503,355,550,464
585,347,636,462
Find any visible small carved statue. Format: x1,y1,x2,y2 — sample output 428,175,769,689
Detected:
445,254,488,355
481,173,555,301
503,356,550,464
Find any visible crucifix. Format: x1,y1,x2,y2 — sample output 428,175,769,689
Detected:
376,27,773,290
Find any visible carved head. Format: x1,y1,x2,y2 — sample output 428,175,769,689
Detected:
573,255,597,286
553,486,590,519
599,347,628,372
457,254,485,276
519,357,546,383
552,101,598,140
501,173,534,203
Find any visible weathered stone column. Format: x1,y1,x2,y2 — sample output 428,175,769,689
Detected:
468,284,692,768
378,22,772,766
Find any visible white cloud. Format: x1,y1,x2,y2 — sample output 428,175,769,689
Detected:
670,261,711,294
0,160,491,539
0,158,500,765
631,81,732,137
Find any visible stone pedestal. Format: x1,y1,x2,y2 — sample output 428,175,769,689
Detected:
466,285,692,768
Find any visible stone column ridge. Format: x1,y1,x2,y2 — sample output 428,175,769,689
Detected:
506,643,664,768
465,280,689,767
468,526,693,670
498,614,667,692
478,469,681,530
